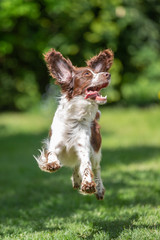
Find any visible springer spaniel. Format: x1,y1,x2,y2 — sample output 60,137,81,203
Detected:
35,49,114,200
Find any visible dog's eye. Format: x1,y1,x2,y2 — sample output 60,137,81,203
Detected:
84,71,91,76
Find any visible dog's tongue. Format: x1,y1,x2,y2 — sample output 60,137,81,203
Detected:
84,91,98,99
85,90,107,102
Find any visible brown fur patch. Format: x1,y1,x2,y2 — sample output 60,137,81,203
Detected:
44,49,73,81
72,67,94,97
87,49,114,72
95,111,101,120
44,49,74,99
91,120,102,152
49,128,52,139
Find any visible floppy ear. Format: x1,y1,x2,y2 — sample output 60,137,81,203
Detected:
87,49,114,72
44,49,74,84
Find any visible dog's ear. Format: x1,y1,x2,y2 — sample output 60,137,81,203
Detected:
44,49,74,84
87,49,114,72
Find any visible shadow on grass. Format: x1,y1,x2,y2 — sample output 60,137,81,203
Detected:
0,131,160,238
102,146,160,166
92,218,160,239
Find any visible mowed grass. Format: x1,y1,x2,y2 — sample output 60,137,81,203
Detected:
0,106,160,240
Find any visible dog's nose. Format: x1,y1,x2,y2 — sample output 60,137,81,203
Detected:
106,73,111,78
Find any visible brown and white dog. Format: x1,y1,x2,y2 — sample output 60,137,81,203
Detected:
35,49,114,200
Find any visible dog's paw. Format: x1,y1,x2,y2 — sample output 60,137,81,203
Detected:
34,149,61,173
81,181,96,194
45,161,61,172
73,183,81,189
72,177,82,190
95,188,105,200
40,161,61,173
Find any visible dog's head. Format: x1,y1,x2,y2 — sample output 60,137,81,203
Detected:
44,49,114,104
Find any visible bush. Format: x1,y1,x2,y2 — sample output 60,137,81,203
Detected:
0,0,160,110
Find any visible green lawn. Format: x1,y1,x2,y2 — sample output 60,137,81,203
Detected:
0,107,160,240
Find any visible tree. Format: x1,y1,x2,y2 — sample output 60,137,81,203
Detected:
0,0,160,110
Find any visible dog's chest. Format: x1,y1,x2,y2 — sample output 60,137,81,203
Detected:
51,96,98,165
54,96,98,136
60,96,98,121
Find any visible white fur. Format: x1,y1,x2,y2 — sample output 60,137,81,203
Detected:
49,95,98,167
89,69,110,86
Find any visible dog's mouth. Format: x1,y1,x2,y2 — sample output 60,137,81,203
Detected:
84,81,109,104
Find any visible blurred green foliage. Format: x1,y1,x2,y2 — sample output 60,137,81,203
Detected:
0,0,160,111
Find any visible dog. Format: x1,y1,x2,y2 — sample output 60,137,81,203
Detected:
35,49,114,200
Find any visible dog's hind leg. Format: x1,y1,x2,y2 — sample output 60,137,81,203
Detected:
75,133,96,194
91,150,105,200
71,164,82,189
90,119,105,200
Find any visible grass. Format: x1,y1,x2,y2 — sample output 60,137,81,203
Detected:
0,106,160,240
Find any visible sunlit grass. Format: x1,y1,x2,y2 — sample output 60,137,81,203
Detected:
0,106,160,239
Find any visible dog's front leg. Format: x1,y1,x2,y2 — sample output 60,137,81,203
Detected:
35,133,62,173
76,137,96,194
46,136,62,172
